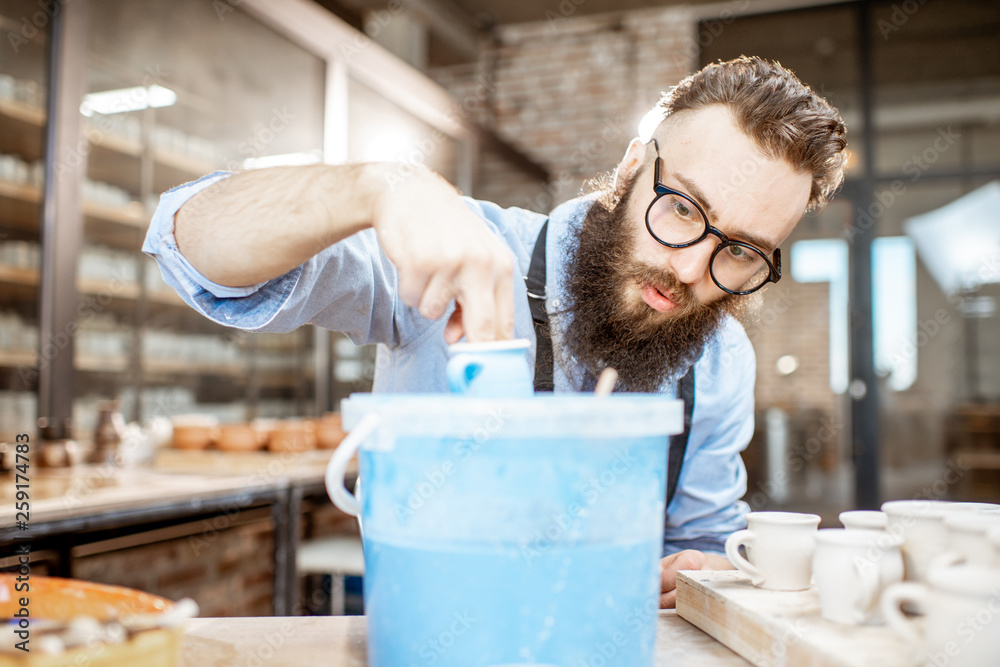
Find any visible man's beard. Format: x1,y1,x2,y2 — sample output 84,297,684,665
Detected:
559,175,742,393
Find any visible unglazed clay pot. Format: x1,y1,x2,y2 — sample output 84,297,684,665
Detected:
268,419,316,453
171,416,217,450
217,423,263,452
316,413,346,450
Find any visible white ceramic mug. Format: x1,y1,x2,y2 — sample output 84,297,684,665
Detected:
989,526,1000,567
446,339,533,398
839,510,888,531
935,512,1000,568
881,499,953,582
725,511,821,590
882,565,1000,667
813,528,903,625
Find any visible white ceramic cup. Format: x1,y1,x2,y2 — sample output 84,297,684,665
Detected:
839,510,888,531
989,526,1000,568
942,502,1000,514
881,499,954,582
882,565,1000,667
725,511,821,591
935,512,1000,568
813,528,904,625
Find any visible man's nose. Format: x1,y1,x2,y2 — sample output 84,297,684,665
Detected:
666,238,716,285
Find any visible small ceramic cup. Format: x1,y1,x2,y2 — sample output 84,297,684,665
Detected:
989,526,1000,568
933,512,1000,569
882,565,1000,667
813,528,904,625
881,499,953,582
446,339,532,398
725,511,821,591
839,510,888,531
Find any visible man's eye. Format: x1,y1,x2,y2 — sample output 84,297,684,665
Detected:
727,245,756,263
672,198,695,220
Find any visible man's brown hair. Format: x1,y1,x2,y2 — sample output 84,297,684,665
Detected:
658,55,848,212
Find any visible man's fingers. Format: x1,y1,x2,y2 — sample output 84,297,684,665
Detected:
660,550,708,596
397,268,430,309
493,265,516,341
660,590,677,609
444,307,464,344
455,267,498,343
419,273,457,321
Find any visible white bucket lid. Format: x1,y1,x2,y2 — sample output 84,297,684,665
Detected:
341,393,684,439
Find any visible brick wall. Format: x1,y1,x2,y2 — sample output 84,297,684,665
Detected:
73,515,276,617
430,5,697,211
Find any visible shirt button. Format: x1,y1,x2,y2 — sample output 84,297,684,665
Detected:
551,299,561,308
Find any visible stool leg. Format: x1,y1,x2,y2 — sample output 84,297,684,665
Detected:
330,574,346,616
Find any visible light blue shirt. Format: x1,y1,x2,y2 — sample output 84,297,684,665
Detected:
143,171,753,556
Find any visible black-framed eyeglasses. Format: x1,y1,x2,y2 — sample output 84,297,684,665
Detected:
645,139,781,296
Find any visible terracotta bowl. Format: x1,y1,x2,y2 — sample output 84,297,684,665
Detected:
268,419,316,453
0,575,185,667
250,419,278,449
315,413,346,450
170,424,216,450
216,423,263,452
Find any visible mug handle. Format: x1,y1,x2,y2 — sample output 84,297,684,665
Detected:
929,550,964,570
325,412,379,517
853,556,881,624
725,529,764,586
446,354,482,394
880,582,927,644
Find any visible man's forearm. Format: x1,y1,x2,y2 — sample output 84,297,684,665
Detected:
174,163,381,288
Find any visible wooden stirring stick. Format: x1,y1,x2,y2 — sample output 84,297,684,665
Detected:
594,367,618,396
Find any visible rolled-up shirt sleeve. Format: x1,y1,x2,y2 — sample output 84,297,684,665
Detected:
663,318,755,557
141,171,406,346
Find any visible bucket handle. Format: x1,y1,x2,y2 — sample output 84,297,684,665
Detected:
325,412,379,517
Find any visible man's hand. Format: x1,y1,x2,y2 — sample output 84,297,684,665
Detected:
660,550,734,609
372,165,516,343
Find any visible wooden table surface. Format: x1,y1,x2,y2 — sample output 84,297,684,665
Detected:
180,612,751,666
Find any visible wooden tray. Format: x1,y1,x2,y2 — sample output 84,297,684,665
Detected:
676,570,916,667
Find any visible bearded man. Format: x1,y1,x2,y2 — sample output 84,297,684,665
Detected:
144,56,847,608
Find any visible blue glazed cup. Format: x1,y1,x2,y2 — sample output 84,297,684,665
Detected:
446,338,533,398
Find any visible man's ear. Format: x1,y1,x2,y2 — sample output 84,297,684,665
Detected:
613,138,648,197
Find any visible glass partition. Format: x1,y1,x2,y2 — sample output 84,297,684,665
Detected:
0,0,50,442
75,0,326,430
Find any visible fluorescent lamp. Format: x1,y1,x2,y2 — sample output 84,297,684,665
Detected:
80,85,178,116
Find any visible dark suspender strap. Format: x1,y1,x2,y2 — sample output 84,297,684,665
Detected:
526,221,553,392
666,364,696,510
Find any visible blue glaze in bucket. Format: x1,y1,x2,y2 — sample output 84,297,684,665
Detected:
328,394,683,667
